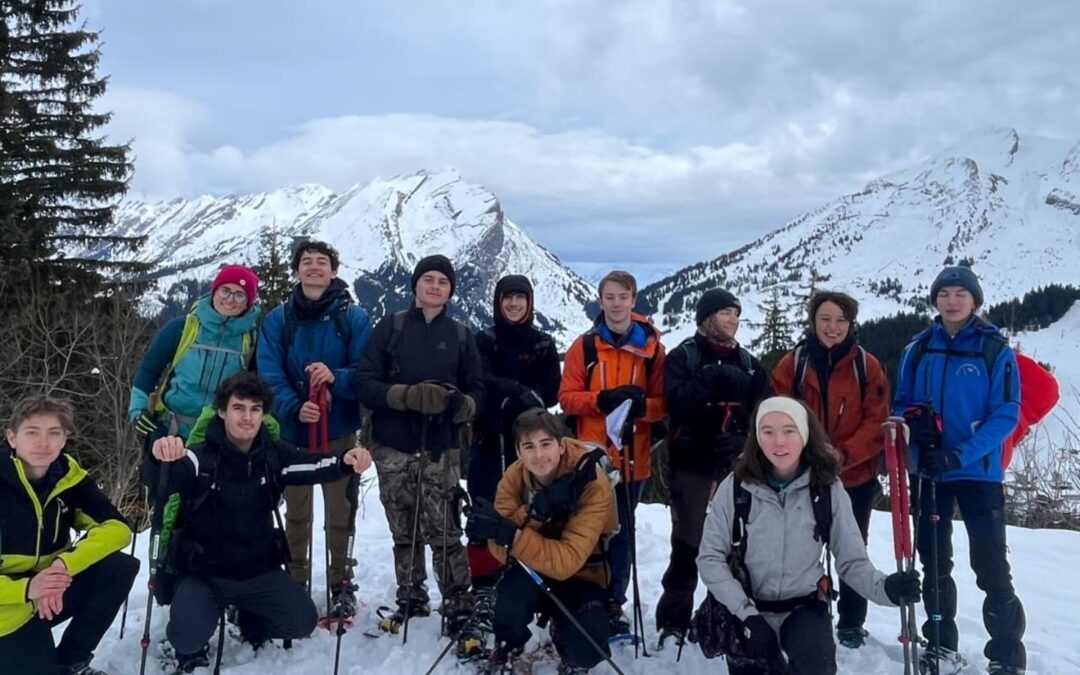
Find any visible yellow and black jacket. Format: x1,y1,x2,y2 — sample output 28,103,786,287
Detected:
0,445,132,636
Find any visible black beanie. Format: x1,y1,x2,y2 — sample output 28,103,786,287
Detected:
930,265,983,308
411,254,456,297
494,274,534,325
696,288,741,325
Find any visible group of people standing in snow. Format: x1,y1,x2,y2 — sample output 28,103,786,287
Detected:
0,237,1043,675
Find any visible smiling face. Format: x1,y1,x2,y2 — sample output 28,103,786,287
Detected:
212,282,248,317
813,300,851,348
517,428,565,485
296,250,336,295
756,411,805,481
6,413,67,476
217,396,264,451
599,280,635,329
500,291,530,324
935,286,976,328
415,271,452,310
702,307,740,341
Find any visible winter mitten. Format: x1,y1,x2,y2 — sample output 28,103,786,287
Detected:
741,615,780,660
529,475,578,522
701,362,752,394
466,498,518,547
386,384,410,411
405,382,450,414
903,403,942,451
449,393,477,424
884,569,922,604
597,384,646,416
712,432,746,460
920,448,962,477
515,386,544,411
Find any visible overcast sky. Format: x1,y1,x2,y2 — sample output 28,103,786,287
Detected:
85,0,1080,268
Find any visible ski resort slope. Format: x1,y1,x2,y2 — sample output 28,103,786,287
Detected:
89,476,1079,674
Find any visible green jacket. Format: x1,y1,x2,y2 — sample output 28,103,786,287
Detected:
0,446,132,636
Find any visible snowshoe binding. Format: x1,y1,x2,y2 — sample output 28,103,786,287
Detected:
987,662,1025,675
319,580,359,629
918,645,968,675
59,662,109,675
173,646,210,674
657,625,687,650
837,626,869,649
376,600,431,634
475,642,523,674
607,603,631,636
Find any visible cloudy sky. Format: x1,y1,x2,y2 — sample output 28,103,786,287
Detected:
85,0,1079,269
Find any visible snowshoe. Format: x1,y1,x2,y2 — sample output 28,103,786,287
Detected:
837,626,869,649
471,584,497,636
988,662,1025,675
608,632,642,647
918,646,968,675
607,603,631,636
448,613,489,661
173,646,211,674
656,625,687,650
376,600,431,634
318,580,359,629
475,642,524,674
556,663,589,675
59,662,109,675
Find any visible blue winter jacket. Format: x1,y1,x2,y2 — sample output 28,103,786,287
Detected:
128,297,261,439
257,280,372,445
892,316,1020,483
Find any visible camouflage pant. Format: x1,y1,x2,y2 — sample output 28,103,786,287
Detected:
372,441,473,617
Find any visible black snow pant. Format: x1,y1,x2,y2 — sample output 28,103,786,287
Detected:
836,478,880,631
727,601,836,675
493,564,610,669
166,568,318,657
0,552,139,675
655,466,714,631
915,478,1026,669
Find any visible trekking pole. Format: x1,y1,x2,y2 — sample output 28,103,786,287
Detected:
402,417,428,645
514,559,627,675
139,462,172,675
928,475,941,673
303,383,329,600
884,420,916,675
891,416,921,669
119,485,148,640
620,416,649,658
332,474,361,675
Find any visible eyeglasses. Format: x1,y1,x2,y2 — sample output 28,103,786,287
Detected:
215,286,248,304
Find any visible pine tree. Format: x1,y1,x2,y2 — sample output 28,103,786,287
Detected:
750,288,798,369
0,0,143,296
250,223,293,308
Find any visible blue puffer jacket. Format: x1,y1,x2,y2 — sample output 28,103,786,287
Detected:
257,279,372,444
892,316,1020,483
129,297,261,439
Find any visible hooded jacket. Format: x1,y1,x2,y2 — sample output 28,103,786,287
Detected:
129,296,262,438
558,313,667,480
0,447,133,636
490,438,618,585
697,470,892,623
772,334,890,489
475,275,561,456
892,316,1020,483
257,279,372,444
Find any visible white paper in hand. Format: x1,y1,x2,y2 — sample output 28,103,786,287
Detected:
605,399,633,451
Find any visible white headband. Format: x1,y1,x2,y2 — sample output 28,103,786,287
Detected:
755,396,809,446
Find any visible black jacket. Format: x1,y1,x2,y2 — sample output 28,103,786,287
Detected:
142,417,351,580
664,334,772,477
355,306,485,454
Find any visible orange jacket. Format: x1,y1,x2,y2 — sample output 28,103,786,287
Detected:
490,439,618,585
558,314,666,481
772,343,890,488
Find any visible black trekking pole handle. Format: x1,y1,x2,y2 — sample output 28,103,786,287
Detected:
139,461,172,675
513,559,627,675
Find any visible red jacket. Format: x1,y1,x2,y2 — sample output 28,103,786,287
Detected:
558,314,666,481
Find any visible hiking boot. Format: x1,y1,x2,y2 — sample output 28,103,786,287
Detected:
376,600,431,634
987,662,1025,675
657,625,687,650
837,627,869,649
471,584,497,636
60,662,109,675
174,646,211,674
608,603,631,636
557,663,589,675
477,642,523,674
329,580,358,620
918,646,967,675
236,609,268,651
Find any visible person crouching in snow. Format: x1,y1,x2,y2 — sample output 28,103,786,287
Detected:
144,373,372,673
465,409,618,674
697,397,920,675
0,396,139,675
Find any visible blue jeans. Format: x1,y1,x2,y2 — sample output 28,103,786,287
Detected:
606,479,646,606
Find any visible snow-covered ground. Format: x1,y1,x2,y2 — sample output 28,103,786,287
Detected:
87,473,1079,674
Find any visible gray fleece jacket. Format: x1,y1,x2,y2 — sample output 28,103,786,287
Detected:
697,470,894,624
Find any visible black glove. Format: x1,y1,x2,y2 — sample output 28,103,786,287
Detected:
596,385,646,417
529,451,600,521
713,432,746,459
920,448,962,477
884,569,922,605
134,409,158,439
701,363,752,394
465,497,518,547
903,403,942,451
514,386,545,411
741,615,780,660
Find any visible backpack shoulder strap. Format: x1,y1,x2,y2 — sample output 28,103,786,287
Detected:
809,482,833,546
333,304,353,347
737,347,754,375
792,342,810,399
731,478,752,560
853,346,868,404
153,313,202,413
281,302,299,350
581,330,599,389
189,444,220,511
680,336,700,372
386,310,409,380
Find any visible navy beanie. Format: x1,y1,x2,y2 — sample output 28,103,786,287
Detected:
930,266,983,307
696,288,741,325
411,255,456,297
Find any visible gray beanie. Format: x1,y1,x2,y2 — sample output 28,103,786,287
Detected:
930,266,983,307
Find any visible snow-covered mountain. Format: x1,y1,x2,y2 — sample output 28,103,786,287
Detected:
103,171,596,347
640,127,1080,344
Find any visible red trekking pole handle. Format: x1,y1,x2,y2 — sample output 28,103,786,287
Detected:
308,383,330,452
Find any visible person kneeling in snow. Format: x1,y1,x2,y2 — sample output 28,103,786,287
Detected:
0,396,139,675
145,373,372,673
697,397,920,675
465,409,618,675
